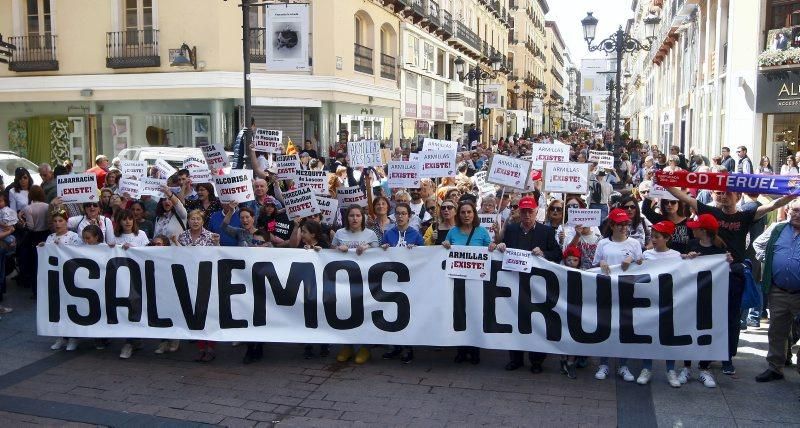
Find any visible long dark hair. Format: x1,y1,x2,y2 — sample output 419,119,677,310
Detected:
196,182,217,201
12,167,32,192
301,219,330,247
344,204,366,232
455,200,479,228
114,208,139,237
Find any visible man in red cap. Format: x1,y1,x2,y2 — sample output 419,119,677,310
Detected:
491,196,562,374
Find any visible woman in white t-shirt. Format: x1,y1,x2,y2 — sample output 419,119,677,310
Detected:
592,208,643,384
110,209,150,248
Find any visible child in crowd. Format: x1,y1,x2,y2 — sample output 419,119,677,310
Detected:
560,245,582,379
0,193,18,251
80,225,111,351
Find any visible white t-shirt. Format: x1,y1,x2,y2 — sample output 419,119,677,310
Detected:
68,215,115,245
331,228,379,249
642,248,682,260
111,231,150,247
592,237,643,267
45,231,82,246
0,206,18,226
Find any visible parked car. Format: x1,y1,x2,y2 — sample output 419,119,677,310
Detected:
117,146,236,170
0,151,42,187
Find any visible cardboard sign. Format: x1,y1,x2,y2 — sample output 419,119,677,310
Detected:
252,129,283,154
502,248,533,273
139,177,167,199
57,173,98,204
214,170,254,204
649,184,678,201
478,213,501,240
487,154,531,189
188,166,212,184
296,170,329,195
348,140,382,168
418,150,457,178
566,208,602,227
409,152,419,162
387,161,421,188
589,150,614,169
336,186,368,208
543,162,590,194
283,187,319,220
118,177,140,199
182,156,207,171
276,155,300,182
200,143,230,170
120,160,148,179
154,159,177,179
422,138,458,152
315,196,339,225
530,143,571,169
445,245,491,280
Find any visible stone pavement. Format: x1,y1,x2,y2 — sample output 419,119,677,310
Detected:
0,285,799,427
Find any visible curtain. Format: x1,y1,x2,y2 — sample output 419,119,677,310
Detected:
8,120,27,158
26,117,51,165
50,119,71,166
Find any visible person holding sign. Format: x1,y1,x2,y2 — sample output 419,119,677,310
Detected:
154,187,188,244
442,200,492,365
423,200,457,246
221,202,275,247
185,183,223,228
490,196,562,374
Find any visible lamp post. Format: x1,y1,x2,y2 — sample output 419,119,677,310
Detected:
455,53,503,143
543,100,562,134
513,82,546,138
581,11,660,159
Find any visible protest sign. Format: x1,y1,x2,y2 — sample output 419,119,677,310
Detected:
529,143,571,169
188,166,212,184
214,170,254,204
154,159,177,179
418,150,457,178
388,161,421,188
38,245,730,360
589,150,614,169
296,170,329,195
409,152,419,162
501,248,533,273
336,186,368,207
138,177,167,199
315,196,339,225
487,154,531,189
649,184,678,201
253,129,283,154
276,155,300,182
566,208,602,227
347,140,382,168
200,143,230,170
283,187,319,220
445,245,491,280
57,173,98,204
478,213,501,240
118,177,140,199
422,138,458,152
120,160,148,179
654,170,800,196
182,156,207,171
543,162,590,194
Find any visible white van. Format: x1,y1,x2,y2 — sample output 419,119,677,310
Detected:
117,146,235,170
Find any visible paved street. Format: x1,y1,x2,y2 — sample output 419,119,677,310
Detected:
0,284,798,428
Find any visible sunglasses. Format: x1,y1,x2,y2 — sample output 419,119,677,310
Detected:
510,204,519,210
441,205,455,210
623,204,637,210
84,203,99,208
548,206,563,212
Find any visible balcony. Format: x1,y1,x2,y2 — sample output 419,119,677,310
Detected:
454,21,481,53
426,0,440,29
381,53,397,80
106,29,160,69
509,0,519,10
249,28,266,63
508,32,518,44
354,43,374,74
410,0,425,19
7,34,58,72
440,10,453,38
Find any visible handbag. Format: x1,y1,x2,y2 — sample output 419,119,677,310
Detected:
740,259,761,310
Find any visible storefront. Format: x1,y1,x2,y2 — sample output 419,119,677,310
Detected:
756,68,800,168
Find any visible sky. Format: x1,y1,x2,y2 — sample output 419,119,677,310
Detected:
546,0,635,66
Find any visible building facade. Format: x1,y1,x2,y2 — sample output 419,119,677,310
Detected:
544,20,566,133
507,0,548,136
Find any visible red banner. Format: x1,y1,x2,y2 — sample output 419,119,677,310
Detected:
655,170,729,191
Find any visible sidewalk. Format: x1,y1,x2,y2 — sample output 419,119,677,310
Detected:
0,285,798,427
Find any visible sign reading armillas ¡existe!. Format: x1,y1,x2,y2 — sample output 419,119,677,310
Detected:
756,69,800,113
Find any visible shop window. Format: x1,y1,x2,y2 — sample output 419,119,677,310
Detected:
351,120,361,141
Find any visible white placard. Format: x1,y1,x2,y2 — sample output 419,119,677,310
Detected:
182,156,207,171
120,160,148,179
445,245,491,280
347,140,382,168
315,196,339,225
501,248,533,273
118,177,140,199
276,155,300,182
388,161,421,189
649,184,678,201
589,150,614,169
201,143,230,171
265,3,310,72
478,213,501,240
154,159,177,179
422,138,458,152
139,177,167,199
543,162,590,194
336,186,368,208
253,129,283,154
530,143,572,169
418,150,457,178
566,208,602,227
283,187,319,219
188,166,212,184
214,170,254,204
57,173,98,204
296,170,329,195
409,152,419,162
487,154,531,189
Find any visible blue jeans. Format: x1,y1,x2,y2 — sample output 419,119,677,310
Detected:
589,203,608,221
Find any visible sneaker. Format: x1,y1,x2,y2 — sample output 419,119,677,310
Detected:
576,356,589,368
678,367,690,384
119,343,133,359
667,370,681,388
231,342,241,347
51,337,67,350
400,350,414,364
595,364,609,380
0,305,12,314
619,366,635,382
721,364,736,375
65,338,79,351
354,347,371,364
154,341,170,354
698,370,717,388
94,339,108,350
303,346,314,359
168,340,180,353
746,319,760,328
336,345,354,362
566,362,577,380
319,345,330,357
200,349,215,362
382,347,402,360
636,368,652,384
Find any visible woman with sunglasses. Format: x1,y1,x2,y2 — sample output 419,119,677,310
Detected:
641,194,690,253
424,200,457,246
153,186,188,245
606,196,651,250
544,200,564,229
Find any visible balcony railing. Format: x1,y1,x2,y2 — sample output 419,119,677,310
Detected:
411,0,425,16
106,29,160,69
455,21,481,52
381,53,396,80
509,0,519,10
354,43,374,74
441,10,453,36
427,0,440,27
249,28,266,63
7,34,58,72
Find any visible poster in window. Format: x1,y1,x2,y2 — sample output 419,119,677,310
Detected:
265,3,310,71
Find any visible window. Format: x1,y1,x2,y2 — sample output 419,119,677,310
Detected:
770,1,800,29
26,0,52,37
124,0,154,44
406,35,419,67
423,42,434,72
436,49,445,77
355,16,363,45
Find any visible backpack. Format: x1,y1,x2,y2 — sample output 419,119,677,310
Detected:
590,179,602,204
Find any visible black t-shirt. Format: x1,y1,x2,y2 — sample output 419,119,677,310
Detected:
686,239,727,256
696,203,757,263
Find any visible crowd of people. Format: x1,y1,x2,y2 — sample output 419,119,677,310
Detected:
0,131,798,393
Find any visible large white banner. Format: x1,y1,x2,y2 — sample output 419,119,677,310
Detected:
265,3,310,72
37,246,729,360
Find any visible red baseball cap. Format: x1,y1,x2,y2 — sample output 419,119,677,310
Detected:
563,245,581,260
518,196,538,210
686,214,719,232
530,169,542,181
608,208,630,224
652,220,676,236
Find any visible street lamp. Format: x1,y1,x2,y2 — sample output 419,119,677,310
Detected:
581,11,660,160
455,53,503,143
514,81,545,138
543,100,562,134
